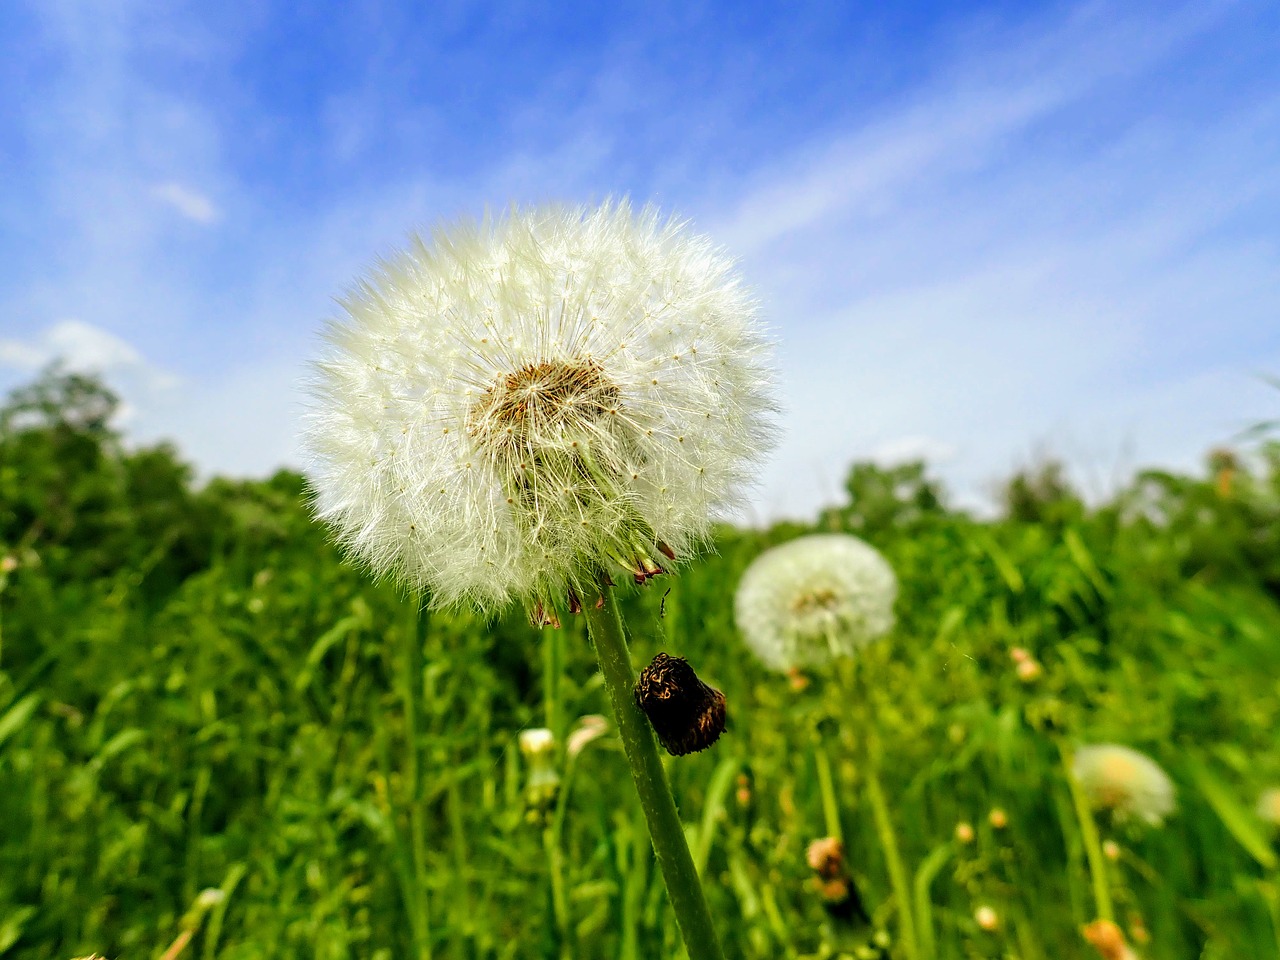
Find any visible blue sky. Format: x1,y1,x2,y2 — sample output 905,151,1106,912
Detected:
1,0,1278,518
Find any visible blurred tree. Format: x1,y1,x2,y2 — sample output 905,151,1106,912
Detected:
818,460,949,537
1000,458,1085,528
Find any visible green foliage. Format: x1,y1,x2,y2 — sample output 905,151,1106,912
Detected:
2,369,1279,959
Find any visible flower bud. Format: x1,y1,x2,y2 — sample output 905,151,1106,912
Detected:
1082,919,1136,960
1016,658,1042,682
974,905,999,931
955,822,975,844
518,727,560,820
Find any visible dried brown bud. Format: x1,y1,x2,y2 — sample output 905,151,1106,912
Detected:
634,652,726,756
805,836,869,925
806,836,845,878
1082,920,1136,960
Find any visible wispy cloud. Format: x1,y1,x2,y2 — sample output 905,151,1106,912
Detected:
152,181,220,224
1,0,1276,519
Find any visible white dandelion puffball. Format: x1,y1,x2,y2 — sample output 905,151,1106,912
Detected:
1071,744,1176,826
303,202,774,615
734,534,897,671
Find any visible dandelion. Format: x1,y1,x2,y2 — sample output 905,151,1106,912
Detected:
303,201,773,620
303,201,772,960
733,534,897,671
1072,744,1176,826
1257,787,1280,828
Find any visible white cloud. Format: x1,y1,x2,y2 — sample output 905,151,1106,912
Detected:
714,6,1280,519
4,0,1275,526
0,320,180,426
0,319,174,385
152,181,220,224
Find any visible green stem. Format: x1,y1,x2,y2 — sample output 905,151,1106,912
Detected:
401,602,433,960
543,824,573,959
865,756,920,960
542,625,572,957
814,745,843,843
1060,741,1114,923
582,585,726,960
543,619,565,742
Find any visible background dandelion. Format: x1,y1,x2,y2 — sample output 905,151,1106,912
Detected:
1071,744,1176,827
734,533,897,671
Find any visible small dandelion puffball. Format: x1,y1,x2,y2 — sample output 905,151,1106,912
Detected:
303,202,774,615
1071,744,1176,826
734,534,897,671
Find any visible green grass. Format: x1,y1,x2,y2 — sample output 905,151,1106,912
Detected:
2,372,1279,959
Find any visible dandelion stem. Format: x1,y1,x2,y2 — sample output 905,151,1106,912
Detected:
542,626,573,957
1059,741,1114,923
400,602,433,960
814,745,843,843
583,584,726,960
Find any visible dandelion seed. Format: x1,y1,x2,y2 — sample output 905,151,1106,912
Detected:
1071,744,1176,826
303,201,775,617
733,534,896,671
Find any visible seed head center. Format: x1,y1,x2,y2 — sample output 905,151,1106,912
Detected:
469,358,620,452
790,587,841,617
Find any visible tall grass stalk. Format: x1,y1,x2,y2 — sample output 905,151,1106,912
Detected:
866,755,920,960
582,581,726,960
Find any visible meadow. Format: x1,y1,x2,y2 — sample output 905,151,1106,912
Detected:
2,367,1279,960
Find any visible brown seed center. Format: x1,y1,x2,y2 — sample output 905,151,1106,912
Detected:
790,587,841,617
469,358,620,451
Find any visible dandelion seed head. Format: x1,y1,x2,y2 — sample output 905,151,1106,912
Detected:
302,201,775,612
1071,744,1176,826
733,534,897,671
